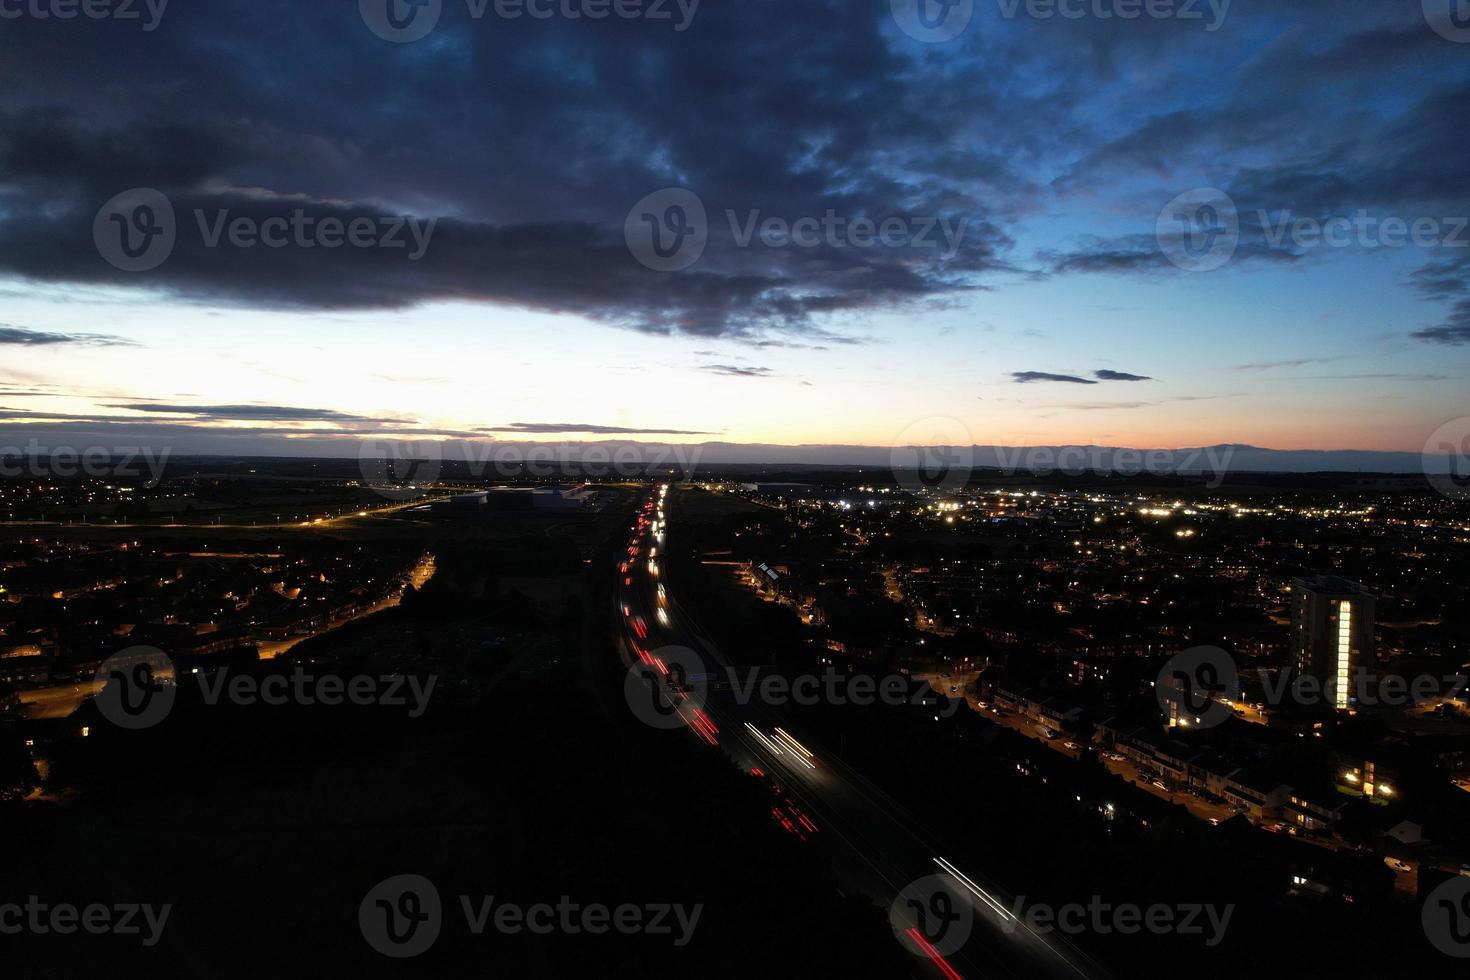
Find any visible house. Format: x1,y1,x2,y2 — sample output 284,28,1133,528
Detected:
1286,788,1349,833
994,684,1032,715
1120,729,1199,786
1188,752,1242,798
1222,771,1292,819
747,559,788,598
1033,697,1083,732
1093,716,1143,747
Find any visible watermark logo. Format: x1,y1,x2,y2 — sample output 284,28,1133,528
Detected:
94,188,176,273
624,644,709,730
359,875,703,956
625,187,708,272
358,438,444,501
1423,876,1470,957
1424,0,1470,43
93,646,176,730
890,875,974,958
1157,188,1238,273
360,0,443,42
360,874,443,958
891,0,974,43
0,0,169,30
890,416,975,492
1423,417,1470,501
95,189,437,271
93,649,438,731
626,189,969,270
1156,645,1239,730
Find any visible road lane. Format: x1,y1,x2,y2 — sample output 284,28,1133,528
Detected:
617,487,1106,980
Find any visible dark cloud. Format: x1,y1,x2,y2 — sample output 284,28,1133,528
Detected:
1045,394,1241,411
1094,370,1152,382
1412,319,1470,345
1055,401,1156,411
1032,13,1470,350
1300,373,1450,381
0,2,1029,343
0,0,1462,358
1409,253,1470,344
1012,372,1097,385
0,407,482,439
1232,358,1341,372
0,324,133,347
700,364,774,378
104,403,418,424
479,423,716,435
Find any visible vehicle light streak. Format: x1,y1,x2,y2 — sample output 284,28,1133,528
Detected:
772,728,817,768
934,857,1013,922
689,708,719,745
744,722,783,755
772,728,813,758
905,928,963,980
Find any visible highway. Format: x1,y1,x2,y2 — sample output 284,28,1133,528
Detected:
616,487,1108,980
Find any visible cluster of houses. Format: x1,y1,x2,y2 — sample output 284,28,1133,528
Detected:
990,678,1460,851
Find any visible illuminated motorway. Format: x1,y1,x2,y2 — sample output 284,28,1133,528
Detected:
617,487,1107,980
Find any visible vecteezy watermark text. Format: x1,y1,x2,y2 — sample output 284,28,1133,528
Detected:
359,0,700,44
92,648,438,730
722,668,961,715
1258,210,1469,251
624,650,962,731
0,0,168,30
726,209,970,259
0,898,171,947
995,0,1230,30
624,187,972,272
1158,188,1469,272
356,437,706,500
0,440,169,485
359,874,702,958
1005,896,1234,946
888,418,1239,492
192,668,438,719
94,188,437,273
890,0,1228,43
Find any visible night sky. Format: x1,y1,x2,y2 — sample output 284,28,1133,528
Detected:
1,0,1467,458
